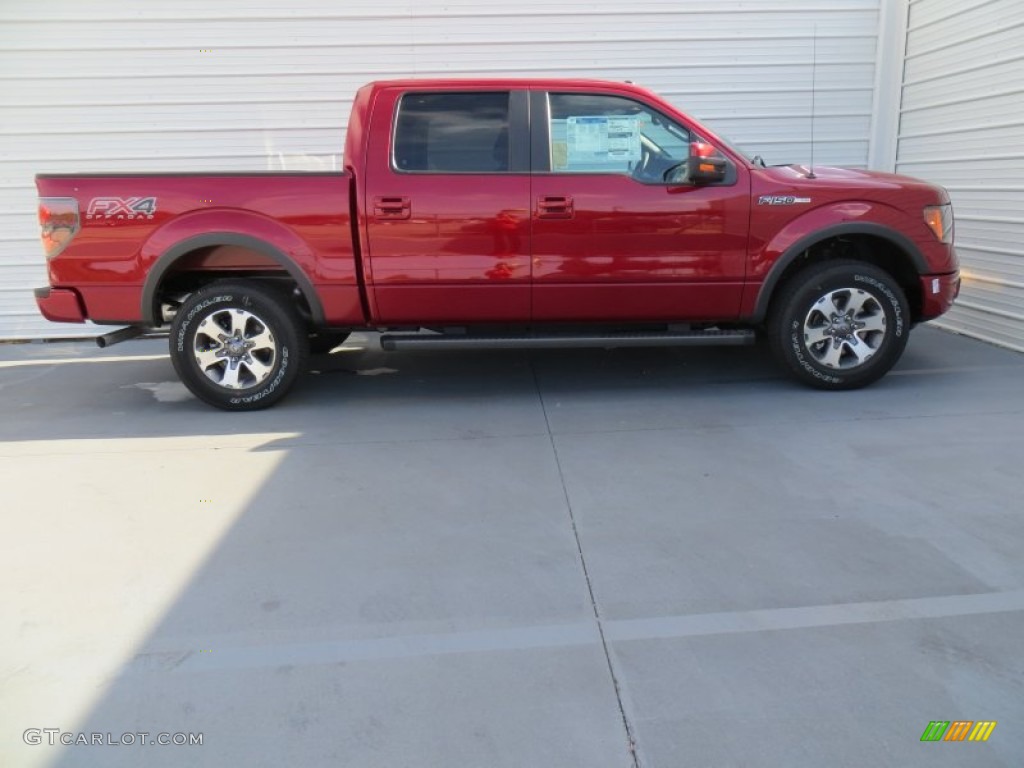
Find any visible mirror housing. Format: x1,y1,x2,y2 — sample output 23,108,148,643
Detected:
686,141,727,184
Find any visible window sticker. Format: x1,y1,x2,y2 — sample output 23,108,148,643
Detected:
560,115,641,171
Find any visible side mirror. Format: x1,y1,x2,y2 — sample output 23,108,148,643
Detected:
686,142,727,184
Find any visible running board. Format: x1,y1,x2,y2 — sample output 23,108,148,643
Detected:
379,329,756,351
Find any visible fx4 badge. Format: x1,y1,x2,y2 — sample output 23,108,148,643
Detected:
758,195,812,206
87,197,158,220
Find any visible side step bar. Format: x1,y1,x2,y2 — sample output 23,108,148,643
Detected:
380,329,756,351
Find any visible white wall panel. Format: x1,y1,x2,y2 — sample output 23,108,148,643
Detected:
0,0,880,339
897,0,1024,352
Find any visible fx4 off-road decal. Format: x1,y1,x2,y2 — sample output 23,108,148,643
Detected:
758,195,812,206
86,197,158,220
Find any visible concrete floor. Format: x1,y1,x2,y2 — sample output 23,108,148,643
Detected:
1,326,1022,767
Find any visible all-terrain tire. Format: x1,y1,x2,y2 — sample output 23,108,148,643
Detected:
767,260,910,390
170,281,308,410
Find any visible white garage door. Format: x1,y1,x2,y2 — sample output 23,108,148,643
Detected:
0,0,881,339
897,0,1024,352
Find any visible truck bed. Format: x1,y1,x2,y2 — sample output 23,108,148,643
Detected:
36,172,362,327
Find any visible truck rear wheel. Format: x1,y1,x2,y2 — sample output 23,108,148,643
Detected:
768,260,909,390
170,281,307,410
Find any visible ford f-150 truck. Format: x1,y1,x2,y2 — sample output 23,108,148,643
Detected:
34,78,959,409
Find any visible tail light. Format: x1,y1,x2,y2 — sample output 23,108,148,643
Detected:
923,203,953,244
38,197,80,259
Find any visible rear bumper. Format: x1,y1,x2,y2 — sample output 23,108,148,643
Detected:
918,272,960,321
34,286,86,323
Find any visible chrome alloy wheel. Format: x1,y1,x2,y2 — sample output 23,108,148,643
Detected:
802,287,887,370
193,308,277,390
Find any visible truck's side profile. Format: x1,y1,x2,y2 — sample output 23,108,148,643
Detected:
34,79,960,409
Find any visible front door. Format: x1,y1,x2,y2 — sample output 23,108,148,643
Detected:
530,89,750,322
364,88,531,324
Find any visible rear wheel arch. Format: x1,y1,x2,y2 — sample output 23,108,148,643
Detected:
141,233,325,327
753,224,927,324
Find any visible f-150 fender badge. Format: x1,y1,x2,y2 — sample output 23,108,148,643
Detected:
757,195,812,206
86,196,158,220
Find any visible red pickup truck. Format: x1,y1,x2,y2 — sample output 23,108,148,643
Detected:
34,78,959,409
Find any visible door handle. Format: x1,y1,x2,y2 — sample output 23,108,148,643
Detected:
537,195,574,219
373,196,411,220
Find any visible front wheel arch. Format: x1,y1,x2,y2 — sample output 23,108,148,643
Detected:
753,224,927,324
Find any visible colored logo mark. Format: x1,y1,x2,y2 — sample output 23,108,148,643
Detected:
921,720,996,742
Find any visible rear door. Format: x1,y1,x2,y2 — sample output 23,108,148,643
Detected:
530,88,750,322
363,88,531,324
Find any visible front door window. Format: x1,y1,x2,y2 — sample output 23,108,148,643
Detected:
547,93,691,183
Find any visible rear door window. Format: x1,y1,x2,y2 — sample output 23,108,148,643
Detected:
394,92,511,173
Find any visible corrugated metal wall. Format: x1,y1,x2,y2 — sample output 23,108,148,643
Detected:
897,0,1024,352
0,0,881,340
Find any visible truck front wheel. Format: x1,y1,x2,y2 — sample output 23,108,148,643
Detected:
768,260,909,390
170,281,307,410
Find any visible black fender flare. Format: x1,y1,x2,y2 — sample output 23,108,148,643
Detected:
140,232,324,326
751,222,929,322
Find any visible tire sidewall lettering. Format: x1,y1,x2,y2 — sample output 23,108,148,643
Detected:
853,273,904,337
176,294,233,353
229,347,290,405
788,318,842,384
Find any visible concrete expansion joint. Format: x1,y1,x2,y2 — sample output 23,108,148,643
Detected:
530,357,643,768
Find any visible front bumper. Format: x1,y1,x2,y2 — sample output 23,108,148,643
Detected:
34,286,86,323
918,272,960,321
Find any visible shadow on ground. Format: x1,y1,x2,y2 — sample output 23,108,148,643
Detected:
3,327,1023,767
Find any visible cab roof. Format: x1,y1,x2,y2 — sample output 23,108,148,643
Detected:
362,78,655,94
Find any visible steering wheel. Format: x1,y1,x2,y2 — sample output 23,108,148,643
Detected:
632,148,653,179
634,148,681,183
661,160,688,184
